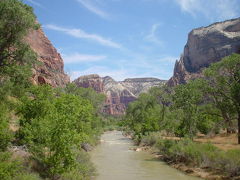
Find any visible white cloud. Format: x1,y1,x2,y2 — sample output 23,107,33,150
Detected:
44,24,122,49
62,53,106,64
175,0,239,21
145,23,164,46
76,0,109,19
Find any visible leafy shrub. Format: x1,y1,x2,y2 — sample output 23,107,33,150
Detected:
14,173,41,180
156,138,240,177
0,152,21,180
17,85,100,179
217,150,240,176
140,132,163,146
0,105,12,151
61,151,95,180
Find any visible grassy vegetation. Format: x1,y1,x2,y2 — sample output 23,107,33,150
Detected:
139,132,240,177
157,139,240,177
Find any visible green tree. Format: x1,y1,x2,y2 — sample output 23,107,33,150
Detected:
125,93,161,137
172,80,204,138
0,0,38,67
149,85,173,132
18,85,98,178
65,83,106,112
0,0,38,97
204,53,240,143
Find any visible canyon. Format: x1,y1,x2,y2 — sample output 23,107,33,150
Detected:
73,75,166,115
26,17,240,114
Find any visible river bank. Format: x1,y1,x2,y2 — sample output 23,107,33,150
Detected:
133,146,236,180
130,133,240,180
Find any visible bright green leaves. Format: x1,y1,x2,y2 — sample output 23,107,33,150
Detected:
0,105,13,152
125,93,162,137
0,0,38,98
0,152,21,180
0,0,37,66
172,80,204,138
17,85,98,178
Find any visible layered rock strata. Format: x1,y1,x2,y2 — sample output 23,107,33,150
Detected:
168,18,240,86
26,28,70,87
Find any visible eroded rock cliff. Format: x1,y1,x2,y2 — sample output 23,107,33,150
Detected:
73,75,165,115
168,18,240,86
26,28,70,87
103,76,136,115
73,74,104,93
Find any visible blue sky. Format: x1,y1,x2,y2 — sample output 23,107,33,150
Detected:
24,0,240,81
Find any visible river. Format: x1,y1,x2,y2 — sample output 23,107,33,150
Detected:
91,131,202,180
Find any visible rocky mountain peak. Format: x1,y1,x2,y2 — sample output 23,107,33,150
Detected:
168,17,240,86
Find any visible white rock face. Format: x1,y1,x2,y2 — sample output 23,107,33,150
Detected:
120,78,167,97
168,18,240,86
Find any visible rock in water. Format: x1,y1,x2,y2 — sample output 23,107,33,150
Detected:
168,18,240,86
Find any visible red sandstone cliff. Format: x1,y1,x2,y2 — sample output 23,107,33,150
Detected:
73,74,103,93
26,28,70,87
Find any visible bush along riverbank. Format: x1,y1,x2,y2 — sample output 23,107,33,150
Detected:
133,132,240,180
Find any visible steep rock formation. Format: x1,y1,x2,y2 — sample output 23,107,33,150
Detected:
73,74,104,93
168,18,240,86
26,28,70,87
73,75,166,115
103,76,136,115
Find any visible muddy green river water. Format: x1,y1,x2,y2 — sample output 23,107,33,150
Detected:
91,131,202,180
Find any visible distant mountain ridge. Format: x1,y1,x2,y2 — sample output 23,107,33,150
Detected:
73,75,166,115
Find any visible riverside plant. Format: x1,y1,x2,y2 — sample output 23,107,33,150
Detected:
154,138,240,177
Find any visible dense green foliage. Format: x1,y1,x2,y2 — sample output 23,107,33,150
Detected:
124,54,240,143
17,85,104,178
0,0,38,67
0,1,108,179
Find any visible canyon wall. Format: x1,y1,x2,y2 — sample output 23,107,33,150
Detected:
168,18,240,86
26,28,70,87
